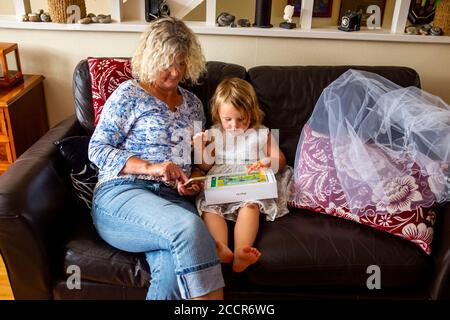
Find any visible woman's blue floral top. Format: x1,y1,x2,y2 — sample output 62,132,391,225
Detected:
88,79,205,185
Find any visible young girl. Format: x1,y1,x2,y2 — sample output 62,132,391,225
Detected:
193,77,292,273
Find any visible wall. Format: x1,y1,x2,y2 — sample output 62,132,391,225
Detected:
1,1,449,127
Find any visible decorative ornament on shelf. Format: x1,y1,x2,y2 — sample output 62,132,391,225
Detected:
66,4,81,23
280,5,297,29
339,0,386,27
237,18,251,27
338,9,362,32
366,5,381,29
216,12,236,27
254,0,273,28
78,14,112,24
20,9,51,22
47,0,87,24
0,43,23,88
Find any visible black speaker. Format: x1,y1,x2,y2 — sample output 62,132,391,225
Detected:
254,0,273,28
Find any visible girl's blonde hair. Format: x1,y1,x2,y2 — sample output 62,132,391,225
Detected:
131,17,205,84
211,78,265,128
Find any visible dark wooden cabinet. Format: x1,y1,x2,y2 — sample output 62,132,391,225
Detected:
0,75,49,173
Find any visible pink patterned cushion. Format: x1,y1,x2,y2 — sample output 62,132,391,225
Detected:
288,125,437,254
87,57,133,126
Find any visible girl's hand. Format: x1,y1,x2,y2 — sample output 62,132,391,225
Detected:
192,130,209,151
177,181,203,196
148,162,188,183
246,158,271,173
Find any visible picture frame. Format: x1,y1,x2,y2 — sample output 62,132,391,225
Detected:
339,0,387,26
287,0,333,18
408,0,437,24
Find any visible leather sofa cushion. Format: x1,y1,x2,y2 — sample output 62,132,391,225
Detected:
53,279,146,300
63,217,244,290
247,65,421,166
246,209,430,288
63,219,150,288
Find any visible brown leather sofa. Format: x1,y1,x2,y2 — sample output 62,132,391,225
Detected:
1,60,449,300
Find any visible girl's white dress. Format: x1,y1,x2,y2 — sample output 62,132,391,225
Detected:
195,125,293,221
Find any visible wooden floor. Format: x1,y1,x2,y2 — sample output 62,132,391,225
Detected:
0,255,14,300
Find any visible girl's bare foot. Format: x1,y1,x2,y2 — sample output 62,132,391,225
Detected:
216,241,234,263
232,246,261,272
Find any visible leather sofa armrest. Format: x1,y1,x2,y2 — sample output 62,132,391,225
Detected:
430,203,450,299
0,115,84,299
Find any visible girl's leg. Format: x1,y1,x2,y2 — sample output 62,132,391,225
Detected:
92,180,224,300
202,212,233,263
233,203,262,273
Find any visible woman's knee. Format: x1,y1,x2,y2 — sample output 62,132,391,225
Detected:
175,214,215,247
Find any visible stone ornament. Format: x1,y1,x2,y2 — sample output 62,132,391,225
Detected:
216,12,235,27
419,24,431,35
405,24,442,36
20,9,51,22
237,18,251,27
78,14,112,24
430,26,443,36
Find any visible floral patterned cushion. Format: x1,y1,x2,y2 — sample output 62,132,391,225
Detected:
288,125,437,254
87,57,133,126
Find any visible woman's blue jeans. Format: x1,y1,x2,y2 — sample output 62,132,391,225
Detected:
91,178,224,300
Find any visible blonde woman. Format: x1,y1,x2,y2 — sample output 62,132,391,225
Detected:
193,78,291,273
89,17,224,300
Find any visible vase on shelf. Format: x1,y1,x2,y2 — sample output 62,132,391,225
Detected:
254,0,273,28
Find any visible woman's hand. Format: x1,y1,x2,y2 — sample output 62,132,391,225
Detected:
246,158,271,173
177,181,203,196
148,161,188,183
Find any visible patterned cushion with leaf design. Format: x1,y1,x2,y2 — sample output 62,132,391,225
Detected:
87,57,133,126
288,125,437,254
54,136,98,211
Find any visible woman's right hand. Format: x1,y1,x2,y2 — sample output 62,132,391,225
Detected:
148,162,188,183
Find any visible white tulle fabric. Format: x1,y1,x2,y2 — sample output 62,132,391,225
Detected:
293,69,450,216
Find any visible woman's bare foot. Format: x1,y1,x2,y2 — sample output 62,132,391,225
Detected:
232,246,261,272
216,241,234,263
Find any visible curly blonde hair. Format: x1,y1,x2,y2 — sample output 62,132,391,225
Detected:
131,17,205,84
211,78,265,128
